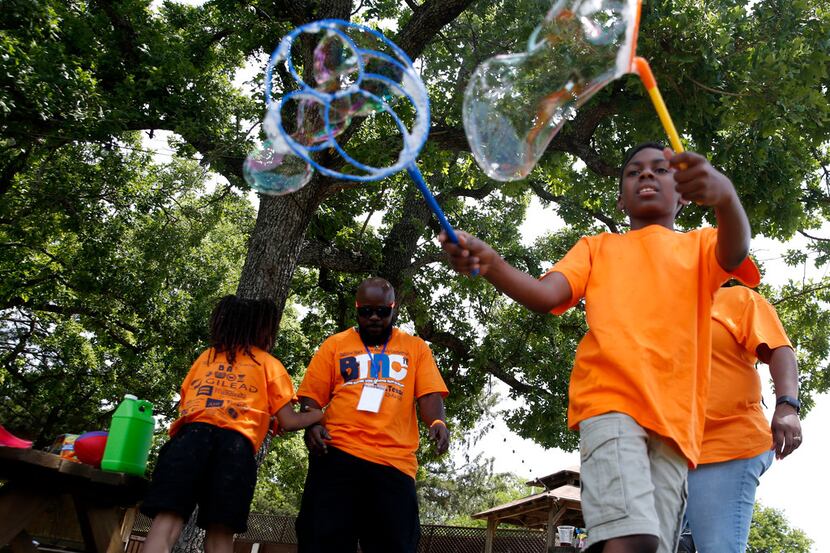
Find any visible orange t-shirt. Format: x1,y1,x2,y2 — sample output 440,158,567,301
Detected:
699,286,792,464
297,327,448,478
547,226,760,466
170,347,296,451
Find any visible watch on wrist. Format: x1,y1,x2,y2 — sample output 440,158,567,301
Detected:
776,395,801,415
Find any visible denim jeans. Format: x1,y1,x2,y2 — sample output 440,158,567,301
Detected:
685,450,774,553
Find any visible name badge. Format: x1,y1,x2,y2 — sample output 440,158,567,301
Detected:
357,383,386,413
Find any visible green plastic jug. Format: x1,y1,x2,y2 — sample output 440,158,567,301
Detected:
101,394,154,476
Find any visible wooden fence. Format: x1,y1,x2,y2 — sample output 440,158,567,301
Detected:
126,513,578,553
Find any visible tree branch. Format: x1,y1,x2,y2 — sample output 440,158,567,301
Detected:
0,148,32,197
0,317,38,394
297,239,375,273
555,134,617,178
528,180,621,233
444,180,500,201
395,0,479,61
401,252,444,282
687,76,745,98
94,0,140,66
772,283,830,306
2,297,142,352
414,315,538,396
429,125,472,152
428,119,617,179
798,230,830,242
379,189,433,290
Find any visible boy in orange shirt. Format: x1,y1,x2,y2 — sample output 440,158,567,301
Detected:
441,143,760,553
141,296,323,553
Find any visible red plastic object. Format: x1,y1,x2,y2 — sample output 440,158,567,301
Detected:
0,424,32,448
74,431,109,468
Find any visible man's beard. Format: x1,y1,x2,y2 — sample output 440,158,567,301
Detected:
357,323,393,346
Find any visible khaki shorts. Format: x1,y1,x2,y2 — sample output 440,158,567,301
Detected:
579,413,688,553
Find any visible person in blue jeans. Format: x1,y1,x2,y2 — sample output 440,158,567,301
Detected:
685,285,803,553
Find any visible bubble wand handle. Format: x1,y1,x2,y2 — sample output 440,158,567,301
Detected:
634,57,684,154
406,165,459,244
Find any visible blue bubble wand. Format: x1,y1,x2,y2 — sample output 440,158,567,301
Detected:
247,19,458,244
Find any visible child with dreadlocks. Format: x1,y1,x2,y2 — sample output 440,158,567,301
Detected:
141,295,323,553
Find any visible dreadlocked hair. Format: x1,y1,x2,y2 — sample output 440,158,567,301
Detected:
208,295,279,366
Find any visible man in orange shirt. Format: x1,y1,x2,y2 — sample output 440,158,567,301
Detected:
442,143,759,553
295,277,450,553
682,285,802,553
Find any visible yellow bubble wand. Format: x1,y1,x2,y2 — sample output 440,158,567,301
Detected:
628,0,684,154
634,56,684,154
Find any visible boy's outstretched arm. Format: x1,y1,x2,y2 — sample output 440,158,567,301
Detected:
275,402,323,432
439,230,572,313
669,151,751,271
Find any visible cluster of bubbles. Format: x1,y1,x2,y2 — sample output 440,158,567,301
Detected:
244,20,430,196
463,0,638,181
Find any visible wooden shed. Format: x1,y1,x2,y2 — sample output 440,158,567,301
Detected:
472,468,584,553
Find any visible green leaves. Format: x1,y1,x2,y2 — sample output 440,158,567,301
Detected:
767,280,830,414
417,452,531,525
748,503,814,553
0,138,254,443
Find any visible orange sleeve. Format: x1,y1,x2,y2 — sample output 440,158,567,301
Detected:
702,227,730,291
702,228,761,290
413,339,449,399
737,289,792,356
170,350,207,436
545,236,592,315
730,256,761,288
266,357,297,415
178,374,191,410
178,350,207,409
297,337,336,407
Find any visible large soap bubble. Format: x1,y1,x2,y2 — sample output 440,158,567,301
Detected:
464,0,640,181
243,138,312,196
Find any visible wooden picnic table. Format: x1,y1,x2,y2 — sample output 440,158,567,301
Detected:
0,447,147,553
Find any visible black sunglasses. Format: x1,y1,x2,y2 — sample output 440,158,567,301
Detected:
356,305,394,318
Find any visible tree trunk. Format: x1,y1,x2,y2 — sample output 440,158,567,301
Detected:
236,183,322,318
379,188,432,291
234,0,351,317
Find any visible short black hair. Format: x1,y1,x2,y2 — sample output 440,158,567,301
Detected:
618,141,667,194
208,295,279,365
618,141,686,217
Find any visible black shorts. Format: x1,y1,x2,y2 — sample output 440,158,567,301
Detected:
140,422,257,533
296,446,420,553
